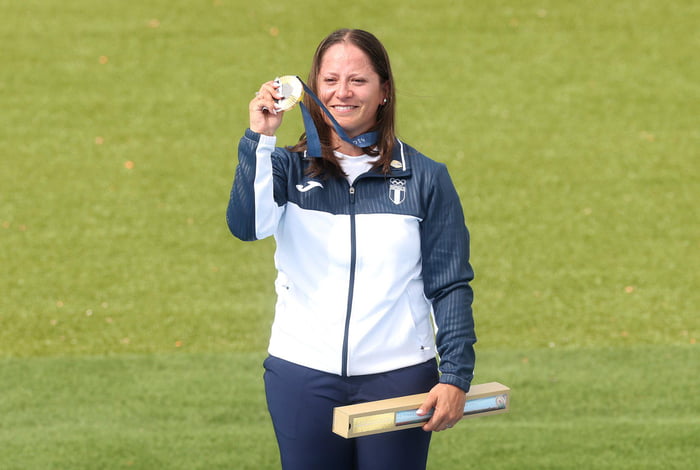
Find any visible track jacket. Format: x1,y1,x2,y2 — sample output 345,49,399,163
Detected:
227,129,476,392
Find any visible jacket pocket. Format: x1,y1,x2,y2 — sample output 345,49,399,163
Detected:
406,280,435,352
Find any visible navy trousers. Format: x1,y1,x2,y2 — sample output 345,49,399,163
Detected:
263,356,439,470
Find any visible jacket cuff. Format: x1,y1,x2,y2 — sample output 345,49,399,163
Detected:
439,373,472,393
244,128,261,142
244,128,277,148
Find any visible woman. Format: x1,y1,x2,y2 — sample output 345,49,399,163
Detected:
227,29,476,470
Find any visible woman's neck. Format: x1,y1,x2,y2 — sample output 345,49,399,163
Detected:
332,134,365,157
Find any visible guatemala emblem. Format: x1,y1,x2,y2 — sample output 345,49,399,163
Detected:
388,178,406,205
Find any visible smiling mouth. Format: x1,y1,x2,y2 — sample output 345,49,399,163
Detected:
331,105,358,112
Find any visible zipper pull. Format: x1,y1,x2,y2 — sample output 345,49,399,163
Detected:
349,186,356,203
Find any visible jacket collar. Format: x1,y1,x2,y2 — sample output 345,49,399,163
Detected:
302,138,412,178
387,139,411,177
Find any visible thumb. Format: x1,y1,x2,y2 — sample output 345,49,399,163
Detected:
417,393,437,416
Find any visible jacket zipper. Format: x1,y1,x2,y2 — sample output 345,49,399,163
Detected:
341,185,357,377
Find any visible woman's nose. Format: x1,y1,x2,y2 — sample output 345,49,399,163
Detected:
337,81,352,98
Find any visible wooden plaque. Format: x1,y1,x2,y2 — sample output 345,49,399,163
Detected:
332,382,510,438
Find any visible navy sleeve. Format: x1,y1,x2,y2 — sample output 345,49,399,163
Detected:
226,129,289,241
420,163,476,392
226,129,262,241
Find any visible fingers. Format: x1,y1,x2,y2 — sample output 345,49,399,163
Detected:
251,81,283,115
419,383,467,432
423,408,460,432
249,80,285,136
418,394,449,432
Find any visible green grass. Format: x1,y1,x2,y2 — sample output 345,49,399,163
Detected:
1,0,698,468
0,352,278,470
2,347,697,469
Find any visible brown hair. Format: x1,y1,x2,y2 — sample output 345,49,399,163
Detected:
289,29,396,178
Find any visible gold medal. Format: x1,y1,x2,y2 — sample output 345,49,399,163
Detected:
274,75,304,112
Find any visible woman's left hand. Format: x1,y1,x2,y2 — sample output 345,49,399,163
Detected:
417,383,466,432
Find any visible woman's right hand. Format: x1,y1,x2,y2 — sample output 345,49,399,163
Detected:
249,80,285,136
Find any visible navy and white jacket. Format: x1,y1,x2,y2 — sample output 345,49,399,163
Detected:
227,129,476,392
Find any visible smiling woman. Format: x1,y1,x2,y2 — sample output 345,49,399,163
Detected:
289,28,397,178
316,42,388,151
227,28,476,470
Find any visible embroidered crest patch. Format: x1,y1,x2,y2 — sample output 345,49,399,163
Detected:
389,178,406,205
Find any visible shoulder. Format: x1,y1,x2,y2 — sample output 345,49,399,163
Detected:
396,139,449,175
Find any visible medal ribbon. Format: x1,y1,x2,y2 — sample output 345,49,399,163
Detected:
295,76,379,157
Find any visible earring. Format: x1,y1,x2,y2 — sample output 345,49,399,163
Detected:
383,98,388,104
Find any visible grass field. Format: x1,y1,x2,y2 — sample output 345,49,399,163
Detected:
1,0,698,468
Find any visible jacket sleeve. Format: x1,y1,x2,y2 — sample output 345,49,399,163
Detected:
226,129,287,241
420,163,476,392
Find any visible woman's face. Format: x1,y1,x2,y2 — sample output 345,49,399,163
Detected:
317,43,387,140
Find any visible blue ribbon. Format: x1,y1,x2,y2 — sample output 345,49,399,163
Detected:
296,76,379,157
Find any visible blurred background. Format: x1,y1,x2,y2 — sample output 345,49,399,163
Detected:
1,0,697,468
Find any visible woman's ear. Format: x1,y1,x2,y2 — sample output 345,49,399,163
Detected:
381,82,390,105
